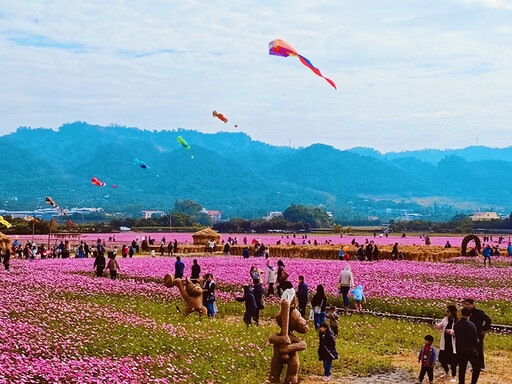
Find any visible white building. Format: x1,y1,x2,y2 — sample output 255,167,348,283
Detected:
470,212,499,221
201,208,222,223
141,210,166,219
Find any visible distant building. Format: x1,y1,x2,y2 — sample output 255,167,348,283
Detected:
141,210,165,219
396,213,423,222
470,212,499,221
265,211,283,220
0,207,102,221
201,208,222,223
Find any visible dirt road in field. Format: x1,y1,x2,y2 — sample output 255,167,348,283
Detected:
302,351,512,384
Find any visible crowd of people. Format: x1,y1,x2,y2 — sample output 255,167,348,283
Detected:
168,254,492,383
418,299,491,384
1,233,499,383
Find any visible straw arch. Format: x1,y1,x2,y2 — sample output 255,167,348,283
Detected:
461,235,481,256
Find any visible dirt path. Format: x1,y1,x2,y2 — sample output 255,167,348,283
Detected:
301,350,512,384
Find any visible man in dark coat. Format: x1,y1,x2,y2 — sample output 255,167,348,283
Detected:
236,286,257,326
454,307,481,384
191,259,200,283
465,299,491,370
297,275,309,318
357,245,366,261
173,239,178,254
365,242,373,261
2,249,10,270
318,322,338,380
93,251,106,277
252,282,264,326
174,256,185,279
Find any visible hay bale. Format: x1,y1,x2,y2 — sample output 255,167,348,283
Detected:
191,227,221,246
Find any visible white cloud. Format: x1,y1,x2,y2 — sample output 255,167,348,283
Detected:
0,0,512,151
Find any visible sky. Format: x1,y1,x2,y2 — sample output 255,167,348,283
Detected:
1,0,512,152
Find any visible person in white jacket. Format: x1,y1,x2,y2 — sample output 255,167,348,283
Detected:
338,265,354,308
265,261,277,296
434,305,458,382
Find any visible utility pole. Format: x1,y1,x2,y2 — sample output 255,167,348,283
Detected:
169,209,172,233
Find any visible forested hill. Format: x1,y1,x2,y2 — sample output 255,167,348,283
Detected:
1,121,511,218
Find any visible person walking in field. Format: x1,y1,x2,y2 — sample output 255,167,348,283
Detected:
392,243,399,260
338,265,354,309
434,305,458,382
326,306,339,337
2,249,10,270
454,308,481,384
417,335,437,384
296,275,309,318
318,322,338,381
236,285,258,326
105,253,120,279
191,259,201,283
93,251,106,277
312,285,327,330
482,245,492,266
202,273,216,317
350,285,365,312
276,260,289,296
265,261,277,296
464,299,491,371
174,256,185,279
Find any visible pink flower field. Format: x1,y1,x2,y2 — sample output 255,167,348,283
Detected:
1,255,512,383
14,231,508,248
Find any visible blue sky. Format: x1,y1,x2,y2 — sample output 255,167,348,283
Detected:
1,0,512,151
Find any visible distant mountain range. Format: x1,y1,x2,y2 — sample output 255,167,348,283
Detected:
0,122,511,220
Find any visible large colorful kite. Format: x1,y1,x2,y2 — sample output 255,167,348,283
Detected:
134,158,149,169
212,110,228,123
268,39,336,89
177,136,191,150
0,216,11,228
46,196,66,215
91,177,106,186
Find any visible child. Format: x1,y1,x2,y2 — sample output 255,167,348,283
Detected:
326,305,339,337
417,335,437,384
318,322,338,381
105,253,120,279
350,285,365,312
235,285,257,326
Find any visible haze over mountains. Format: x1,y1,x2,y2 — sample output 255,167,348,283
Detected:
1,122,511,220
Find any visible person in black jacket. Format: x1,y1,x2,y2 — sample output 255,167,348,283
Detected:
464,299,491,370
312,285,327,330
2,249,10,270
365,242,373,261
296,276,309,318
191,259,200,283
252,280,264,325
236,285,257,326
93,251,106,277
318,322,338,380
454,308,481,384
202,273,216,317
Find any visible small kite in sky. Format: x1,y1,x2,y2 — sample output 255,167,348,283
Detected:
0,216,12,228
113,185,118,188
46,196,66,215
269,39,336,89
212,110,228,123
92,177,106,186
177,136,191,150
134,158,149,169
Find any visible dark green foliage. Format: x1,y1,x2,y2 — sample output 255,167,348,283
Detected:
1,122,512,220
